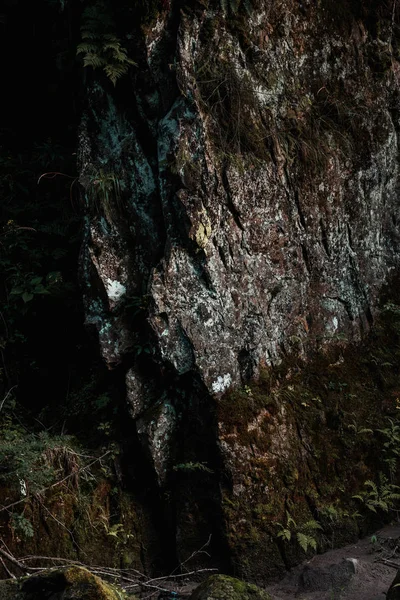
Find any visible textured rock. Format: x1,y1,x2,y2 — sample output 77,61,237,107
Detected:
387,570,400,600
0,567,132,600
78,0,400,580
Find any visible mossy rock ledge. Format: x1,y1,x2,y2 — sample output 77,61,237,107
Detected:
0,566,134,600
388,570,400,600
190,575,272,600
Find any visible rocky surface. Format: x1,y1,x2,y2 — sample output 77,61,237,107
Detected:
0,567,132,600
78,0,400,580
190,575,272,600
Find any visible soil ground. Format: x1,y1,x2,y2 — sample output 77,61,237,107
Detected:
265,524,400,600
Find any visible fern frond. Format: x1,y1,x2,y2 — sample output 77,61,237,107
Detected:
103,63,129,86
286,511,296,529
303,520,323,531
76,43,99,54
103,41,123,52
243,0,254,15
83,54,106,68
80,30,100,40
230,0,241,13
297,533,317,553
364,480,378,493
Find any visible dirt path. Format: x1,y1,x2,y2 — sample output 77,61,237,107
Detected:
266,524,400,600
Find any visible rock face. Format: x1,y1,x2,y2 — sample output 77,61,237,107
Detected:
79,0,400,580
388,570,400,600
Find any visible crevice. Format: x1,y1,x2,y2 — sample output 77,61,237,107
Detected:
326,296,354,322
320,218,331,258
294,189,307,229
301,243,311,275
218,245,229,270
365,304,374,327
346,223,355,253
221,168,245,232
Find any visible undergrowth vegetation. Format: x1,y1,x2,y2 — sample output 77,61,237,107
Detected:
77,1,136,86
219,294,400,569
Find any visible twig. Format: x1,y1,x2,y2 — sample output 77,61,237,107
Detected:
39,501,83,554
37,172,76,185
376,558,400,569
0,547,31,574
0,557,16,579
0,385,17,413
146,567,218,585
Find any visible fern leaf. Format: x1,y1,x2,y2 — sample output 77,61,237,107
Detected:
76,43,99,54
80,30,100,40
230,0,241,13
83,54,106,68
103,41,123,52
243,0,253,15
103,63,128,86
297,533,316,553
303,520,323,531
277,529,291,542
364,480,378,493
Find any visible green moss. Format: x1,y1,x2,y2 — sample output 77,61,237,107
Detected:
190,575,273,600
0,580,20,600
218,300,400,578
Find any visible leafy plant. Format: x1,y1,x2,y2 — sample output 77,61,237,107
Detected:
377,418,400,478
77,1,136,85
173,461,214,474
276,511,322,553
10,513,34,540
220,0,254,15
352,474,400,513
86,169,122,221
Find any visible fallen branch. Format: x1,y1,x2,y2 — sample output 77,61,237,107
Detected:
0,547,32,575
376,558,400,569
0,534,218,594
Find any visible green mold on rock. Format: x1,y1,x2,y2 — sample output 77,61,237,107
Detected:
0,567,136,600
190,575,273,600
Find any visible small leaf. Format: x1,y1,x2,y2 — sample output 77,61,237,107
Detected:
30,276,42,285
22,292,34,303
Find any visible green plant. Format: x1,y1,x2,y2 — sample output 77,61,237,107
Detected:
10,512,34,540
86,170,122,221
352,474,400,513
77,1,136,85
377,418,400,478
173,461,214,474
0,428,80,495
276,511,322,552
220,0,254,15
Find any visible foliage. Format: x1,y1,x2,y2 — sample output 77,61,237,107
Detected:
352,474,400,513
220,0,254,15
173,461,214,474
276,511,322,553
86,169,122,221
195,59,268,160
377,418,400,478
0,424,80,495
77,1,136,86
10,513,35,539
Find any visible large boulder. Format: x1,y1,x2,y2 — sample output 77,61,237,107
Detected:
0,567,132,600
189,575,272,600
388,570,400,600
